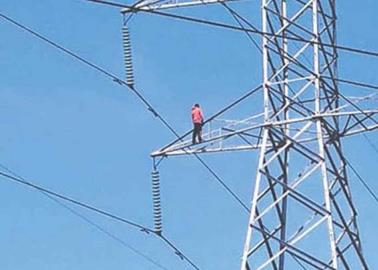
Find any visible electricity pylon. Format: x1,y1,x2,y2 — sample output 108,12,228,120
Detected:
124,0,376,269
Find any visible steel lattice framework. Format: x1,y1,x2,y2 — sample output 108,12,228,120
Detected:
124,0,376,269
239,1,369,269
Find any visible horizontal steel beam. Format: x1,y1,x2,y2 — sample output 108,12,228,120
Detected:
151,110,378,157
121,0,242,12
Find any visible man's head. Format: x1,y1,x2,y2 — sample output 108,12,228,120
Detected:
194,103,200,108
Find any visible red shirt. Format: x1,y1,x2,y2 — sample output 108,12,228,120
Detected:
191,107,204,124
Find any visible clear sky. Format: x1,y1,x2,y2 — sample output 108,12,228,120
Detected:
1,1,378,269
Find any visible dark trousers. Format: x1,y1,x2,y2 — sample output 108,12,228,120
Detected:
192,123,202,144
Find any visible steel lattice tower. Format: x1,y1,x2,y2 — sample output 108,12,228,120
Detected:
239,1,369,269
123,0,375,269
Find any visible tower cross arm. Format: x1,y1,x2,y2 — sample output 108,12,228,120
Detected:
150,110,378,157
121,0,243,12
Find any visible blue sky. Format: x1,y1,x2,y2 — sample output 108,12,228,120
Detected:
1,0,378,269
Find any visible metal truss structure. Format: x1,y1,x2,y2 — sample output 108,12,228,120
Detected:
121,0,242,12
125,0,376,269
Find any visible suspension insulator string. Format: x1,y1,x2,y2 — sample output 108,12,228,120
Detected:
151,160,163,234
122,26,135,87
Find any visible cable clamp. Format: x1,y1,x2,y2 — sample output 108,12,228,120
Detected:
113,78,124,85
175,251,184,260
148,107,159,117
140,228,150,234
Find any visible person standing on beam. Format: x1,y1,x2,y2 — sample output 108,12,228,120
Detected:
191,103,204,144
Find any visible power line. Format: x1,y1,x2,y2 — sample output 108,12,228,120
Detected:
54,200,171,270
219,7,378,94
0,169,201,269
221,2,262,53
0,163,169,270
83,0,378,60
0,170,153,231
362,133,378,156
194,153,250,211
0,10,249,213
345,158,378,205
357,133,378,204
0,12,178,137
329,76,378,92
